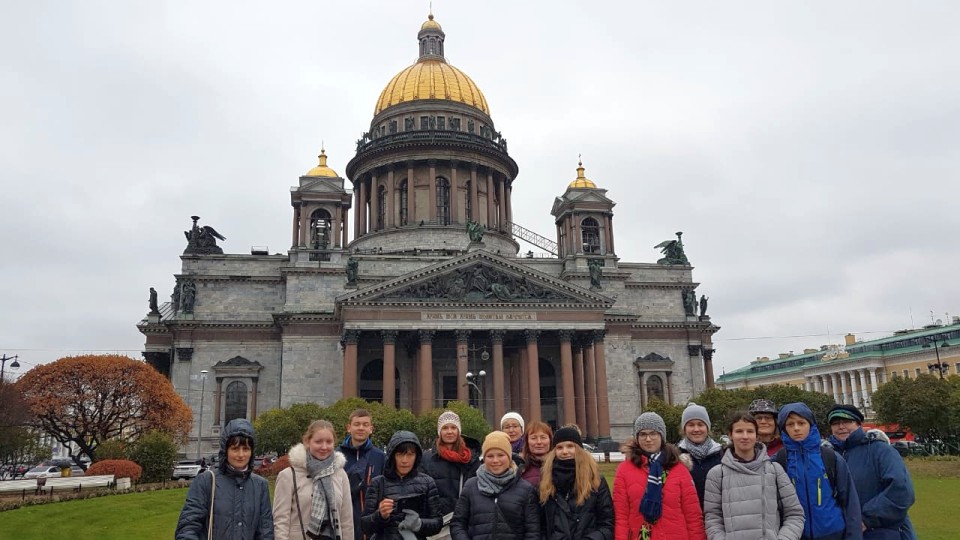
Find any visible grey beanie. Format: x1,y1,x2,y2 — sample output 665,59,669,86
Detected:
681,402,711,431
634,412,667,441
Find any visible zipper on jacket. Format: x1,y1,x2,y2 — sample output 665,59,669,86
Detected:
817,477,822,506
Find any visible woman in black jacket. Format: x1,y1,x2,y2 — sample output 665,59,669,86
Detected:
538,426,613,540
420,410,481,516
676,402,723,509
450,431,540,540
361,431,443,540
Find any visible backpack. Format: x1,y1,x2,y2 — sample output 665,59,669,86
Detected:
774,446,843,507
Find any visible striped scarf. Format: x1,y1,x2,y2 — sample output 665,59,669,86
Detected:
639,451,664,524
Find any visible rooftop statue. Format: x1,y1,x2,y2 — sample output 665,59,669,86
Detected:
148,287,159,314
346,257,359,285
466,220,485,243
655,231,689,265
183,216,226,255
588,259,602,290
699,294,709,317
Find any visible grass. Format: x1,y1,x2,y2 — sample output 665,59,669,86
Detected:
1,460,957,539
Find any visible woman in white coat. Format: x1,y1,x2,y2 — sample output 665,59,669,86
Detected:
274,420,354,540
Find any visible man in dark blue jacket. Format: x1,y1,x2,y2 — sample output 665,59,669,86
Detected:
827,404,917,540
341,408,386,540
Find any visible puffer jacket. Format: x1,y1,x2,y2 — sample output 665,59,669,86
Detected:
703,445,804,540
613,443,706,540
175,418,274,540
449,469,540,540
829,428,917,540
273,444,354,540
678,440,724,510
360,431,443,540
341,435,386,540
540,474,613,540
777,403,861,540
419,436,481,515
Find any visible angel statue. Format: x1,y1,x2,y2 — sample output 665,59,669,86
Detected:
655,231,689,266
466,221,485,243
184,215,226,255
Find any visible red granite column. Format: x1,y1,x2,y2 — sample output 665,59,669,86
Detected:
559,330,576,425
497,177,507,231
386,166,395,228
342,330,360,398
369,173,379,232
428,160,437,223
299,204,310,247
407,161,416,224
573,341,587,431
381,330,398,408
491,330,506,422
449,161,459,224
470,166,479,223
417,330,435,414
584,339,599,441
455,330,470,403
333,205,342,248
358,181,367,236
593,330,611,439
525,330,541,421
486,171,495,228
703,347,716,389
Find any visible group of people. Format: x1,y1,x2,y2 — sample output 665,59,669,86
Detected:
175,399,917,540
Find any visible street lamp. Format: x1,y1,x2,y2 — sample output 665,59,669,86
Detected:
196,370,208,460
923,337,951,379
0,354,20,382
465,370,486,408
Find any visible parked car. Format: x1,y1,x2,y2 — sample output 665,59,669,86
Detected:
892,440,925,457
172,460,206,480
24,465,62,479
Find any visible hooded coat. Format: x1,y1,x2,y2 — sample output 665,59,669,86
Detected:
176,418,274,540
776,403,862,540
612,442,706,540
340,435,386,540
419,435,482,516
703,444,805,540
360,431,443,540
829,428,917,540
273,444,354,540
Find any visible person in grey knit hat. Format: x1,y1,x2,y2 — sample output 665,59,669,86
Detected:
677,402,723,509
634,411,667,441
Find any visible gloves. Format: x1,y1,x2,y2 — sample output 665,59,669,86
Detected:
398,509,422,532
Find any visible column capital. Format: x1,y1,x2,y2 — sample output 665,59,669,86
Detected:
558,329,575,343
342,329,361,345
592,329,607,343
419,329,436,344
380,329,399,344
524,329,540,344
454,329,472,343
489,329,506,343
702,348,715,361
449,159,459,168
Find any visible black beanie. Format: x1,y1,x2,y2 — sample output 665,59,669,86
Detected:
552,426,583,448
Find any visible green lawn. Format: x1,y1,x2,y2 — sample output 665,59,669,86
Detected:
1,461,957,539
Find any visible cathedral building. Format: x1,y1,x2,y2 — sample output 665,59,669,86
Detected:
138,13,719,454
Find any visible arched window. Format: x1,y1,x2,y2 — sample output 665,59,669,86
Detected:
377,185,386,231
359,359,401,405
646,375,664,402
436,177,450,225
464,180,472,221
225,381,248,424
399,180,408,225
581,217,601,254
310,209,332,250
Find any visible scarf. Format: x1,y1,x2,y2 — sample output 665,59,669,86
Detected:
306,452,340,540
511,435,525,455
552,458,576,496
438,445,472,464
678,437,722,462
639,451,665,524
476,464,517,496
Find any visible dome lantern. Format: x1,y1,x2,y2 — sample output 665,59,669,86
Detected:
305,147,339,177
568,157,597,188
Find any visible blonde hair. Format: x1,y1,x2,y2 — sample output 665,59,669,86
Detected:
538,445,601,506
303,419,336,444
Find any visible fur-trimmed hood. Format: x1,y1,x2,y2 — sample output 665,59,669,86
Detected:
288,442,347,472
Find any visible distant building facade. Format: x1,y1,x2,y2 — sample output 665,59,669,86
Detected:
138,13,719,455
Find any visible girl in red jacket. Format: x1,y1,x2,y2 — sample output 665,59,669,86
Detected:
613,412,706,540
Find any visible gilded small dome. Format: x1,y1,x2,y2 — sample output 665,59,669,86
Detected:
421,13,442,31
375,60,489,115
568,159,597,188
305,148,338,177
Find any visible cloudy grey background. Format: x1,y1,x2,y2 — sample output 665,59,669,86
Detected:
1,1,957,380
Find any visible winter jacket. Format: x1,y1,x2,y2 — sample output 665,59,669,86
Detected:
764,437,784,457
829,428,917,540
273,444,354,540
678,444,724,510
360,431,443,540
449,471,540,540
519,457,542,487
176,419,274,540
777,403,861,540
612,444,706,540
419,436,481,515
703,445,805,540
341,435,386,540
540,474,613,540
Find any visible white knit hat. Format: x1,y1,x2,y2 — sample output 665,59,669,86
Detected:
437,410,462,435
500,411,524,431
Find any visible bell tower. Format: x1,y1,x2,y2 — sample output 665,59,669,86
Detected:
551,159,617,272
290,147,352,262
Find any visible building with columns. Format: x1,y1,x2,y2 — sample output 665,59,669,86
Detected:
138,13,719,455
717,320,960,413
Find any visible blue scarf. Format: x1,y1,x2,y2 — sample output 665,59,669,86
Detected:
640,451,665,523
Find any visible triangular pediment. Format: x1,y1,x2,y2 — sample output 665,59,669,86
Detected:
296,177,348,193
338,251,613,308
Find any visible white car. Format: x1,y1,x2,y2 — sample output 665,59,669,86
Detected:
24,465,61,479
171,460,205,480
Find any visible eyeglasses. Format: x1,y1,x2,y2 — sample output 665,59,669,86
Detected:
636,431,661,440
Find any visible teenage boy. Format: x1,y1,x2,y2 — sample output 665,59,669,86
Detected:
341,408,386,540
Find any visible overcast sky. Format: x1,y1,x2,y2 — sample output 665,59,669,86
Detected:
1,1,957,381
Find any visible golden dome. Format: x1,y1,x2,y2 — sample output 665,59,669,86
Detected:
305,148,338,177
421,13,442,31
568,159,597,188
375,59,489,115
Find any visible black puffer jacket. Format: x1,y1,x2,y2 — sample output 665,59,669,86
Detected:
360,431,443,540
450,471,540,540
420,436,482,515
540,478,614,540
175,418,274,540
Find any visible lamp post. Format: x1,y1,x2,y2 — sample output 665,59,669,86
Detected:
465,370,486,409
923,337,951,379
0,354,20,382
196,370,208,460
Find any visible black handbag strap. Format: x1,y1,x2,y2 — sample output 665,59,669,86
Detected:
290,466,309,540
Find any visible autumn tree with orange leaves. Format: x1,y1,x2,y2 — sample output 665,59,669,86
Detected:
16,354,192,466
